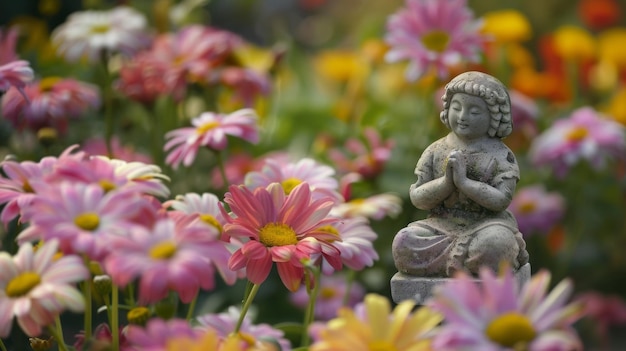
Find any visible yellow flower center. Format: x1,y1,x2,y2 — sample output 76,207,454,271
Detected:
485,312,536,348
280,178,303,195
39,77,62,92
421,30,450,52
5,272,41,297
127,306,151,326
319,287,337,299
368,341,398,351
317,225,341,242
519,201,536,214
149,242,177,260
99,180,117,193
196,121,220,134
74,212,100,231
199,214,223,233
90,24,111,34
259,223,298,247
566,126,588,142
22,180,34,193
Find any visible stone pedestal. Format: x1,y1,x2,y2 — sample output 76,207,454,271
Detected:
390,263,531,304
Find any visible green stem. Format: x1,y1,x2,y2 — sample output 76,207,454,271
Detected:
128,283,136,306
48,324,68,351
186,292,198,322
111,284,120,351
301,268,321,347
342,270,356,307
82,280,92,341
55,315,64,344
100,50,114,157
103,294,112,325
234,282,261,333
149,102,165,170
0,338,7,351
214,150,229,191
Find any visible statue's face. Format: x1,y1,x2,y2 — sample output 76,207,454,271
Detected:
448,93,491,140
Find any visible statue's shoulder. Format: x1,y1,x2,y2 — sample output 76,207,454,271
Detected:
423,135,452,155
484,139,516,164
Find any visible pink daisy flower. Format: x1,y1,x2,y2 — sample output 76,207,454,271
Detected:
331,194,403,221
164,109,260,169
74,323,129,351
0,28,34,96
165,192,228,238
115,52,185,105
0,145,85,224
17,183,152,260
290,273,365,321
223,182,340,291
49,155,170,199
508,185,566,236
104,217,233,303
219,67,271,107
51,6,151,62
575,291,626,345
0,240,89,337
150,25,242,86
1,77,100,134
210,151,289,189
529,107,626,178
384,0,486,81
317,216,379,272
331,175,402,220
244,157,341,203
195,306,292,351
427,267,585,350
328,127,394,180
125,318,201,350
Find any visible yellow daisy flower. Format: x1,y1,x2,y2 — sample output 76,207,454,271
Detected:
310,293,442,351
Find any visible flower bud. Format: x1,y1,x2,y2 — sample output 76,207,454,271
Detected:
93,275,112,296
127,306,151,326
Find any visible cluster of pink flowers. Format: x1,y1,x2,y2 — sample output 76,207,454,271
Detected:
115,24,271,106
1,77,100,134
0,140,386,344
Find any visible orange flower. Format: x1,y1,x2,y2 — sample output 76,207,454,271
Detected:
578,0,621,30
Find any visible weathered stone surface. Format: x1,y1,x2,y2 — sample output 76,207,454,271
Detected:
390,263,531,304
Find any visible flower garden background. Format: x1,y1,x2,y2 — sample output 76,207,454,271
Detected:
1,0,626,350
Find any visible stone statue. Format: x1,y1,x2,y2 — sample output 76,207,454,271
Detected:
391,72,530,302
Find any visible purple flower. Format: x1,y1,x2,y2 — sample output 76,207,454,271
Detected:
427,267,585,350
529,107,626,177
509,185,565,236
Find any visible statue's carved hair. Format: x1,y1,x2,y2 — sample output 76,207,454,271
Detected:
440,71,512,138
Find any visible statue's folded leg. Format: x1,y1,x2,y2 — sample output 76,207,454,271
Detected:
392,225,453,276
464,224,521,275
